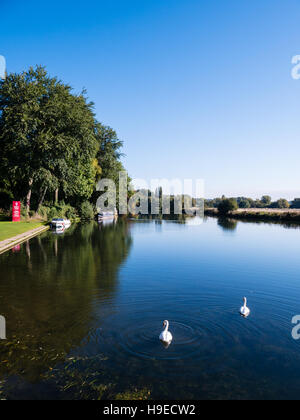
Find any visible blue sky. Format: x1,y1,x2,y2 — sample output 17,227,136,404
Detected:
1,0,300,199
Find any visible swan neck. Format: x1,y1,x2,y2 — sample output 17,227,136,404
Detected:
164,321,169,332
243,298,247,307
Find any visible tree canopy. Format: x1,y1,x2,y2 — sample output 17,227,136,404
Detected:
0,66,126,215
206,195,294,211
217,198,238,215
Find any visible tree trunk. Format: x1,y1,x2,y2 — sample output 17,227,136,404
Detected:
55,188,59,203
37,187,48,212
26,178,33,216
54,238,58,257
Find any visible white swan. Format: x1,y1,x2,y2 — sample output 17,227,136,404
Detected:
240,297,250,317
159,320,173,345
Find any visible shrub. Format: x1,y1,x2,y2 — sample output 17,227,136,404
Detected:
38,205,49,219
65,206,78,220
79,201,94,220
218,198,238,215
38,202,78,221
20,202,28,219
47,207,59,221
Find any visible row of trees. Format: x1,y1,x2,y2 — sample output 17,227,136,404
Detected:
0,66,128,217
128,188,198,216
205,196,300,211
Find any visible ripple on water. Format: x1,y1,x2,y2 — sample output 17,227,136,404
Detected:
95,304,266,362
118,320,201,360
85,285,297,365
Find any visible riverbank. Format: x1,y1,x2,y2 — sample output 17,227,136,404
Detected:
0,224,49,254
205,208,300,222
0,221,46,241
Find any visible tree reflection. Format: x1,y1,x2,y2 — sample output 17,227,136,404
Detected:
217,218,238,232
0,220,132,381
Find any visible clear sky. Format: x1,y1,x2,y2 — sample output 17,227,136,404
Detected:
1,0,300,199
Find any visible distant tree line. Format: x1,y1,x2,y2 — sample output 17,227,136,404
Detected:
205,195,300,212
0,66,129,220
128,188,197,217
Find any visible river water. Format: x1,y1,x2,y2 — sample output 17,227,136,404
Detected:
0,217,300,400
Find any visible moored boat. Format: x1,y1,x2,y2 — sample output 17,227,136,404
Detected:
98,208,118,221
50,218,71,230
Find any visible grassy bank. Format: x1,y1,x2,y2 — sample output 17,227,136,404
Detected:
205,208,300,222
0,221,46,242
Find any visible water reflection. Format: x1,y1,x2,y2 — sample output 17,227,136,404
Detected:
1,217,300,400
160,341,171,349
0,221,132,383
98,216,118,228
217,218,238,232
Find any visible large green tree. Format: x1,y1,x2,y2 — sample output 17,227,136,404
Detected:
93,123,132,208
218,198,238,215
271,199,290,209
0,66,98,214
261,195,272,207
95,124,124,182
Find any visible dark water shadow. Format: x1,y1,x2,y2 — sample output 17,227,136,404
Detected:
0,220,132,387
217,217,238,232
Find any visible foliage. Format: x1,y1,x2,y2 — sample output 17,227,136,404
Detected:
207,195,294,210
291,198,300,209
126,188,197,217
205,198,222,209
38,202,78,221
95,124,124,181
114,388,151,400
65,206,78,220
79,201,95,220
0,189,13,210
217,198,238,215
270,199,290,209
39,355,151,400
0,66,128,216
238,198,251,209
92,123,131,208
20,202,29,219
261,195,272,206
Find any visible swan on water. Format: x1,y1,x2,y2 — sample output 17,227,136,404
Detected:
159,320,173,345
240,297,250,317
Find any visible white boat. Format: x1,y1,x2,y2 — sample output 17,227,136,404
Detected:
51,218,71,230
98,209,118,221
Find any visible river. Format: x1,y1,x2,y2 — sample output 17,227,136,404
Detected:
0,217,299,399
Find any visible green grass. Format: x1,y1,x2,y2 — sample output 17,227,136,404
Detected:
0,221,45,242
